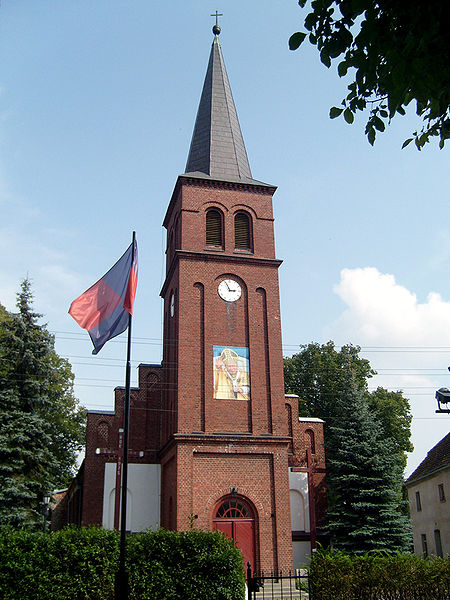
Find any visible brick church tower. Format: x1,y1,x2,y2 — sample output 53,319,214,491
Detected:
159,27,296,572
56,26,326,573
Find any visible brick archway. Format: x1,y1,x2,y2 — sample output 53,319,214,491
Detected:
213,496,256,571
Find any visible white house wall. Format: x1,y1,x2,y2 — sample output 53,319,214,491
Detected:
407,469,449,557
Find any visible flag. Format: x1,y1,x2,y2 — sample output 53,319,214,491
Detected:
69,238,138,354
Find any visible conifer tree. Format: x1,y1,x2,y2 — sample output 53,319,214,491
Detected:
284,342,412,552
0,279,85,528
325,371,411,552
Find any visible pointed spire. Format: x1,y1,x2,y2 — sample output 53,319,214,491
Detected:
184,27,254,183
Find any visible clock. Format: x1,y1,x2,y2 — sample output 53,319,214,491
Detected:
218,279,242,302
170,293,175,317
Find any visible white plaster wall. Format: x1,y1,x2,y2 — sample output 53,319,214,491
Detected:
102,463,161,532
289,469,310,532
292,541,311,568
407,469,449,557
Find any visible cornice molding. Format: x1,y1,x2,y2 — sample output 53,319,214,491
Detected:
160,250,282,297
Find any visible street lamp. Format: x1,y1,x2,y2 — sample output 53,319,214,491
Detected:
43,494,51,532
435,387,450,414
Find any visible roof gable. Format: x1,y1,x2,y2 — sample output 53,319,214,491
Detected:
406,432,450,484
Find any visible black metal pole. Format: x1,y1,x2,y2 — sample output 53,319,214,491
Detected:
115,231,136,600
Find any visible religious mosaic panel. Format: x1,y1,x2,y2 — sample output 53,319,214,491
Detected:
213,345,250,400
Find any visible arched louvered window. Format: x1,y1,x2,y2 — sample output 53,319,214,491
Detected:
206,209,223,248
234,212,252,251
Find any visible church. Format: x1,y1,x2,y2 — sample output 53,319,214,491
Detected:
55,24,327,572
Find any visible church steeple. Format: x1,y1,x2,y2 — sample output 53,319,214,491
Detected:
184,26,254,183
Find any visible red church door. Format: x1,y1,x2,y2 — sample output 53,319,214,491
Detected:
213,497,256,571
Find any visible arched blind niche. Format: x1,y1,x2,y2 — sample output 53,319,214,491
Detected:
305,429,316,454
206,209,223,248
234,212,252,251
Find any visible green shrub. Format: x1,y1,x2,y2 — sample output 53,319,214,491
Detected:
127,529,245,600
0,527,245,600
0,527,118,600
309,548,450,600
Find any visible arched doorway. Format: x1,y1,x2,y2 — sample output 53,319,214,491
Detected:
213,496,256,570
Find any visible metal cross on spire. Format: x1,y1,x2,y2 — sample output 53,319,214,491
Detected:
211,11,223,35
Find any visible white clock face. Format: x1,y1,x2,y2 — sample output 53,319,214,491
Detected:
218,279,242,302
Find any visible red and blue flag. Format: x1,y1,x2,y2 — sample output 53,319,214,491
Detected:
69,238,138,354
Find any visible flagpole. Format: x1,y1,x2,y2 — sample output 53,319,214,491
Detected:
115,230,135,600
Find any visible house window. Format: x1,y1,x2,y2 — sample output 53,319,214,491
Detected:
434,529,443,557
415,491,422,511
438,483,445,502
206,209,223,247
421,534,428,557
234,212,252,251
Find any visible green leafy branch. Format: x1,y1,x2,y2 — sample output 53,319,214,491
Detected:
289,0,450,149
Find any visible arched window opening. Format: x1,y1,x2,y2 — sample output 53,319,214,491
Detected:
305,428,316,454
234,212,252,250
206,209,223,247
215,497,251,519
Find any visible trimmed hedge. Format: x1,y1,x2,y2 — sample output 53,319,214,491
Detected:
0,527,245,600
309,548,450,600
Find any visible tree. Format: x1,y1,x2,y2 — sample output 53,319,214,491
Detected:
0,279,85,528
284,341,374,422
368,386,413,467
289,0,450,149
284,342,412,552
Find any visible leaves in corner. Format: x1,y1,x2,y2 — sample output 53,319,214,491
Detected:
330,107,344,119
289,32,307,50
402,138,413,149
320,50,332,68
374,116,386,132
338,61,348,77
344,108,354,123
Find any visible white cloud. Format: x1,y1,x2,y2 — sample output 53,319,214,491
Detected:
325,267,450,476
329,267,450,346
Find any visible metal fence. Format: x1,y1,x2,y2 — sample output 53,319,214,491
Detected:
247,564,311,600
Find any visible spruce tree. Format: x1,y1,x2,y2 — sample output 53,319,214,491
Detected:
325,371,411,552
284,342,412,552
0,279,85,528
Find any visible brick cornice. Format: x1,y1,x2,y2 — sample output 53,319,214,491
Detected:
160,250,283,297
158,432,291,459
163,175,276,229
179,175,277,195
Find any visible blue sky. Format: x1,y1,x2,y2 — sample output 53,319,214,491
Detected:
1,1,448,477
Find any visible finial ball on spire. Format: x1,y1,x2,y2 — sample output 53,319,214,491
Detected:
211,11,223,35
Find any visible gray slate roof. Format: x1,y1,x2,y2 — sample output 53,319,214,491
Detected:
184,34,267,186
405,432,450,484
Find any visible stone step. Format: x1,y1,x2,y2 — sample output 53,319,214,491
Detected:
253,578,309,600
